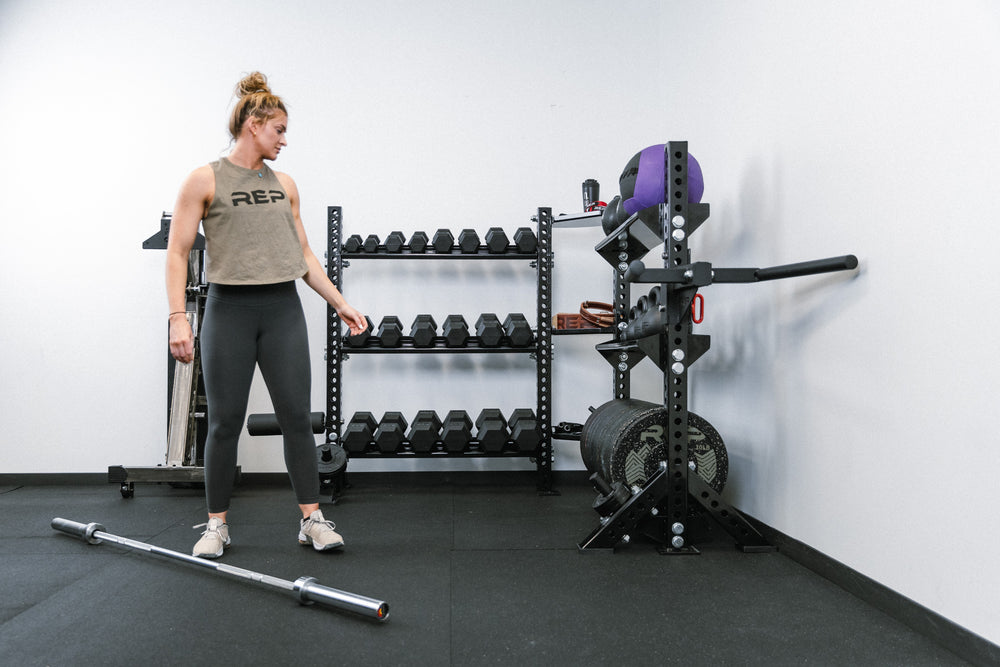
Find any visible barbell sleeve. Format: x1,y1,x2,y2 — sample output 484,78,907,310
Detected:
51,518,389,622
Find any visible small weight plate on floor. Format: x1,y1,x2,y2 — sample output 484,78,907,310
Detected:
316,443,347,474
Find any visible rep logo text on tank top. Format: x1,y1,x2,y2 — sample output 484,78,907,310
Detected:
231,190,287,206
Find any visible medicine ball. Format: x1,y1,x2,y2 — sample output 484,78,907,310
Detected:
619,144,704,216
601,195,628,236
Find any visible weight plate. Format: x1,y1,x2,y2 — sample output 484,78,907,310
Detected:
316,443,347,474
580,399,728,493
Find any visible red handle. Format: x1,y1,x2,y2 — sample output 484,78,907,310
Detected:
691,293,704,324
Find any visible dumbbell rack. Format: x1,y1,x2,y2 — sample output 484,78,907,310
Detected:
578,141,857,553
325,207,556,493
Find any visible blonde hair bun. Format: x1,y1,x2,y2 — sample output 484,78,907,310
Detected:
236,71,271,98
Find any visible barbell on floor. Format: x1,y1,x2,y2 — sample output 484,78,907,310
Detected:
51,518,388,621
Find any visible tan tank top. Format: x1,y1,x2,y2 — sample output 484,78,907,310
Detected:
201,158,308,285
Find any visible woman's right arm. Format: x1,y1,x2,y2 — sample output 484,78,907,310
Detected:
166,166,213,363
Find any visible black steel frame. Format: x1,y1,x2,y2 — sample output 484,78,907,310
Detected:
579,141,857,553
325,206,555,493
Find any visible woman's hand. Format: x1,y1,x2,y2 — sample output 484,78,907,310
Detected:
169,315,195,363
336,304,368,336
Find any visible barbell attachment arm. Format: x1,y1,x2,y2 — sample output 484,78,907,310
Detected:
51,518,389,622
624,255,858,285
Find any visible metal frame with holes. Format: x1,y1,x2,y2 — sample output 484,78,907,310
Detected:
324,206,555,493
581,141,857,552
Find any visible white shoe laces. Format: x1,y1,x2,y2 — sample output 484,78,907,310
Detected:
303,515,336,533
193,520,226,536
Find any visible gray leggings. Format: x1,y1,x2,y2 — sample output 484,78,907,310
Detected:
200,281,319,513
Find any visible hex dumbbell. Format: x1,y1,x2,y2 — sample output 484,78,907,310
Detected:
509,408,540,451
484,227,509,254
441,410,473,453
374,412,408,453
407,410,442,453
343,411,377,453
513,227,537,253
344,234,364,253
344,315,375,347
384,231,406,253
432,229,454,253
458,229,480,254
503,313,533,347
362,234,380,253
475,408,509,453
377,315,404,347
443,314,470,347
475,313,503,347
408,231,429,253
410,314,438,347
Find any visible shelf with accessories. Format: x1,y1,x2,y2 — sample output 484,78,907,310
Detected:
324,208,556,494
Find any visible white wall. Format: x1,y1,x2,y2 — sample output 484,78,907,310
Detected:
0,0,662,475
1,0,998,647
665,0,1000,646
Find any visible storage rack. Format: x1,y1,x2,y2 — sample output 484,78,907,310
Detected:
577,141,857,552
325,206,556,492
574,142,769,552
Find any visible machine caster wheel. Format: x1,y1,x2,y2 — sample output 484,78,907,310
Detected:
120,482,135,499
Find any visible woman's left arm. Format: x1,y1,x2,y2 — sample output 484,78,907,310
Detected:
278,172,368,334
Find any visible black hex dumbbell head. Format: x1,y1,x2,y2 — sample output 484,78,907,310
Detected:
344,315,375,347
343,411,377,453
442,314,470,347
407,410,442,453
409,314,438,347
344,234,364,253
475,408,509,453
475,313,503,347
377,315,404,347
432,229,454,253
408,231,429,253
441,410,473,453
362,234,381,253
384,231,406,253
509,408,540,451
484,227,509,254
458,228,480,254
513,227,537,253
374,412,408,453
503,313,533,347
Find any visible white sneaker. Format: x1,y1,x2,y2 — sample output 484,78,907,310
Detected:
193,517,230,558
298,510,344,551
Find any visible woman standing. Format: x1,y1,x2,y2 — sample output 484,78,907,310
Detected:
166,72,367,558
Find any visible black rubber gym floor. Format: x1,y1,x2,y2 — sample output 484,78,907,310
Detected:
0,473,975,666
